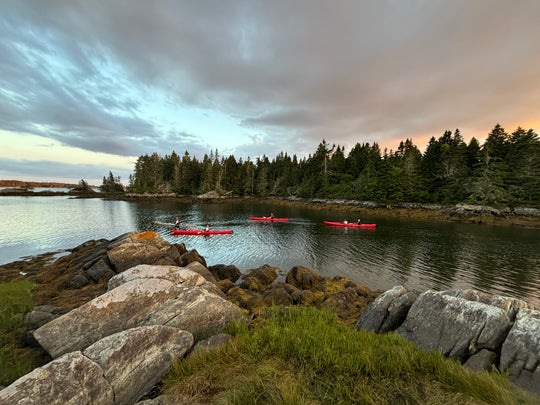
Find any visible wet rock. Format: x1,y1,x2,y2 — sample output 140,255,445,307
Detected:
226,286,266,314
23,305,70,347
85,258,115,282
178,249,207,267
208,264,241,282
239,265,279,291
217,279,236,294
321,288,371,325
173,242,188,256
261,283,317,307
25,305,70,331
286,265,321,291
69,271,90,289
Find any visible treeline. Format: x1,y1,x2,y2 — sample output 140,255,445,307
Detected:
127,124,540,207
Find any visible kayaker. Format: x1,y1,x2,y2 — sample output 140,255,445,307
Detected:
356,219,361,225
205,224,210,232
174,217,180,229
269,213,275,219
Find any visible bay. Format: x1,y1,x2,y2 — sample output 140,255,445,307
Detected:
1,196,539,307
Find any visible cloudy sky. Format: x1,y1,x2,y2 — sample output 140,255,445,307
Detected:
1,1,539,185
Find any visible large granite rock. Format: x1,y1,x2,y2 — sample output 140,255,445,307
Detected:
83,325,193,405
397,290,514,361
500,308,540,395
34,277,184,358
0,351,114,405
34,265,245,359
107,233,180,273
107,264,206,291
355,285,417,333
146,287,245,336
1,326,193,405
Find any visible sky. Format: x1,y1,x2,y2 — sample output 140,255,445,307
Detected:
1,1,539,186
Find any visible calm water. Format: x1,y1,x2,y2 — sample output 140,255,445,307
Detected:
1,196,539,307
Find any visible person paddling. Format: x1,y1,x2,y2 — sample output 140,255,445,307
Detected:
356,218,361,225
174,217,180,229
269,213,275,219
204,224,210,232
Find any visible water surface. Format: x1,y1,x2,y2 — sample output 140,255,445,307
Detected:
1,196,538,307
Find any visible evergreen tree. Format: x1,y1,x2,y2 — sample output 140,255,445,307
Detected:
506,128,540,204
100,171,124,193
468,124,510,204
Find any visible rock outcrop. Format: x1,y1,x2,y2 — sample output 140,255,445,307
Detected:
214,264,380,322
3,261,246,404
356,286,540,395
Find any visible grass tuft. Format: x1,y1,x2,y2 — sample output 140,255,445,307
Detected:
164,306,537,404
0,280,36,386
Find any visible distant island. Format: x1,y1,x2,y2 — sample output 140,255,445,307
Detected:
0,180,98,189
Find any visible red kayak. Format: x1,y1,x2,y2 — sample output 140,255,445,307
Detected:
323,221,376,228
170,229,232,235
250,217,289,221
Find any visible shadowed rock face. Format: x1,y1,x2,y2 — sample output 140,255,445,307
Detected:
0,326,194,405
83,326,193,405
500,309,540,394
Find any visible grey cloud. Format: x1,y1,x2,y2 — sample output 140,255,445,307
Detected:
1,0,539,167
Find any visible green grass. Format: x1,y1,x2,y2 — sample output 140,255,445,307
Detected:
0,280,36,386
164,306,537,405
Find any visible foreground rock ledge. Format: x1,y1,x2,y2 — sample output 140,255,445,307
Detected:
1,264,245,405
356,286,540,396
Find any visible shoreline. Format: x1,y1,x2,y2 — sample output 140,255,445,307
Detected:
1,189,539,228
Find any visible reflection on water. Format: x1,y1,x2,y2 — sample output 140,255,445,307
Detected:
1,196,539,307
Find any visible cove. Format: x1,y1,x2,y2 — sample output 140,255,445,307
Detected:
0,195,539,307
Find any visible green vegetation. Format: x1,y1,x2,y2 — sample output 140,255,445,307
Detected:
0,281,36,386
70,179,95,193
128,124,540,207
164,306,535,404
100,171,125,193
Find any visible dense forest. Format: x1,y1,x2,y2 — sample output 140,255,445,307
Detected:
125,124,540,207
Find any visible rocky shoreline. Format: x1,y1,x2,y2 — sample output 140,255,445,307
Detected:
1,231,539,403
2,188,539,228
